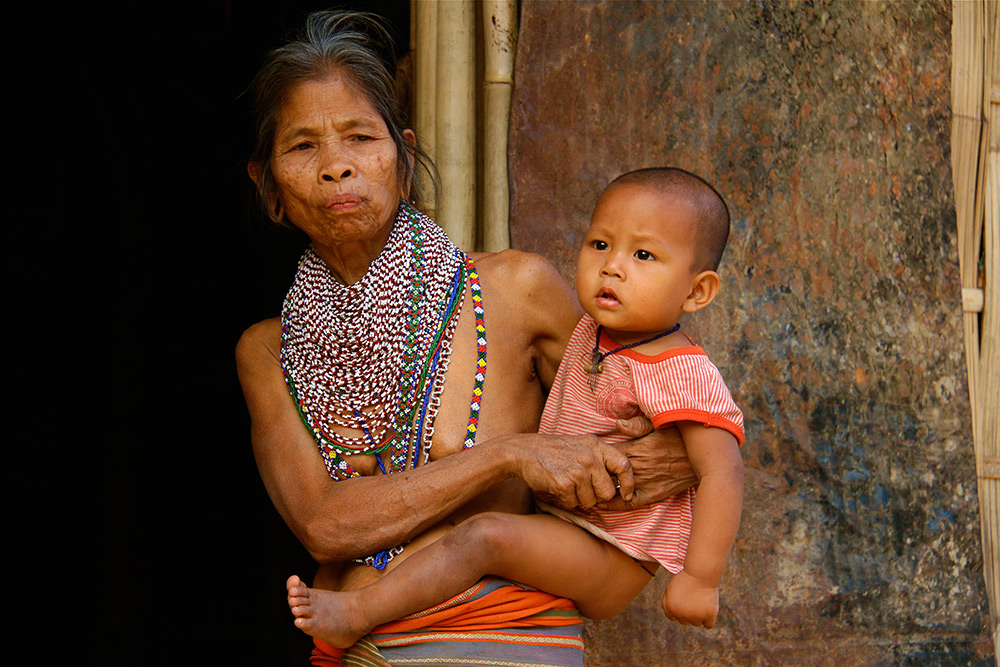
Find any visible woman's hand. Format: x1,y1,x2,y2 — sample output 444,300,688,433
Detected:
596,417,697,510
507,433,635,510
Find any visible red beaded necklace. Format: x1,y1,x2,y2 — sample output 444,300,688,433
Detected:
280,202,485,480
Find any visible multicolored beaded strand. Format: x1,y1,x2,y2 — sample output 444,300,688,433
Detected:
280,202,464,479
280,200,489,569
357,256,486,570
463,257,486,450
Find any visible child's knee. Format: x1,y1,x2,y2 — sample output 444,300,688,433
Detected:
446,512,521,556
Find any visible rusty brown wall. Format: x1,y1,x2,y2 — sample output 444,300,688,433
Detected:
508,1,993,664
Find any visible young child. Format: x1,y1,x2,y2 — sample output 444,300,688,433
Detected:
286,167,745,646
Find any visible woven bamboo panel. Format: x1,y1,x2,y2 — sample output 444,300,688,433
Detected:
952,0,999,660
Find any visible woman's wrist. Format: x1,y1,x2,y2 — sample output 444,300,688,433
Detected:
473,432,527,482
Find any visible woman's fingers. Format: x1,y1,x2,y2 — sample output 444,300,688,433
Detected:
598,443,634,501
517,434,630,509
615,415,655,438
600,426,698,510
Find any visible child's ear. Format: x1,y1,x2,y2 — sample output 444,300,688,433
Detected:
682,270,720,313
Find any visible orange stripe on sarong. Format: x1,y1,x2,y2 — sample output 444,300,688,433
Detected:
373,578,580,634
310,642,344,667
311,578,582,666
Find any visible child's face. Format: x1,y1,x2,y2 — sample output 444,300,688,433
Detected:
576,184,702,344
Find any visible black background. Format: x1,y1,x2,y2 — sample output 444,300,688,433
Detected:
16,2,408,664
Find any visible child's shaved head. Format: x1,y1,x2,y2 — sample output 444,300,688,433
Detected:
606,168,731,271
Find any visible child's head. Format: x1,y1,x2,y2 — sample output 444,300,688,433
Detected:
576,167,731,343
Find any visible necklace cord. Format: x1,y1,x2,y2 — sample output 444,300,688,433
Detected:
587,323,681,375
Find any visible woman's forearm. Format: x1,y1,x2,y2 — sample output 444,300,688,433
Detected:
240,321,524,563
289,429,633,562
290,439,522,562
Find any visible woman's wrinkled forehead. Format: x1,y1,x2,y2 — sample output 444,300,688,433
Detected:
277,68,380,121
276,72,381,129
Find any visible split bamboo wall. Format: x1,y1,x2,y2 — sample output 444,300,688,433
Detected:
411,0,515,253
951,0,1000,661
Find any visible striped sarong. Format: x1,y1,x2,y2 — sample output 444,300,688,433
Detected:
310,577,584,666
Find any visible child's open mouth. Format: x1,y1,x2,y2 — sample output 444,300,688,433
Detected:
597,287,620,307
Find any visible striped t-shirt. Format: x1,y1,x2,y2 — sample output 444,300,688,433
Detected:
538,315,743,572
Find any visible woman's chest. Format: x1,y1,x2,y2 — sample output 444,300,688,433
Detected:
424,281,545,460
340,280,545,473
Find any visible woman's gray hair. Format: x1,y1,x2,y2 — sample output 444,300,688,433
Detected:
249,10,432,225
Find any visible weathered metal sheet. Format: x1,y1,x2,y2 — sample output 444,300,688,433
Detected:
509,1,993,663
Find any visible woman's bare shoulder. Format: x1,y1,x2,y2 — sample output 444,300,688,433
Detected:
469,249,571,295
469,250,581,383
236,317,282,367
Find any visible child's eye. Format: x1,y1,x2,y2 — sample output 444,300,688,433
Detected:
592,240,608,251
635,249,654,261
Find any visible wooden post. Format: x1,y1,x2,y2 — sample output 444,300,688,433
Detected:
482,0,517,252
414,0,438,218
435,0,477,251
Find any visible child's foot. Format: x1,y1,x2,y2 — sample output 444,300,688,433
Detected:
286,575,371,648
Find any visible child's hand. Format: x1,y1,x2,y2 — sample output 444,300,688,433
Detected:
662,570,719,629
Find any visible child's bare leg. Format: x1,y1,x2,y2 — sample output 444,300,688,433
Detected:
287,511,654,647
447,511,655,619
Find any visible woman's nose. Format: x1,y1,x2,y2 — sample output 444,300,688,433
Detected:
321,168,352,181
319,146,354,182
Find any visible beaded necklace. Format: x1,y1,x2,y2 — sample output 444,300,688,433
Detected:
280,201,487,568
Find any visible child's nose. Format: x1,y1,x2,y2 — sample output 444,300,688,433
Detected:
600,254,625,279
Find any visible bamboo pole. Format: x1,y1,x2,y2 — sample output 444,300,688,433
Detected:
435,0,477,251
953,0,984,414
980,2,1000,658
414,0,438,217
952,1,999,659
481,0,517,252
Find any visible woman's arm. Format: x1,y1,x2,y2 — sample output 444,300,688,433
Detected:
516,252,583,390
237,317,633,564
238,319,505,563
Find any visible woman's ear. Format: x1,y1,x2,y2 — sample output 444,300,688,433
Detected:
401,129,417,198
682,270,721,313
247,161,285,223
247,160,263,189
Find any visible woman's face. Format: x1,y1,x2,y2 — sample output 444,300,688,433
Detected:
270,72,410,251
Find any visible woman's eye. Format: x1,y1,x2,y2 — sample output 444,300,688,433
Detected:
635,249,654,261
291,142,312,151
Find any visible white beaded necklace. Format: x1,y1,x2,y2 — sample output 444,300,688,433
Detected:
280,203,465,477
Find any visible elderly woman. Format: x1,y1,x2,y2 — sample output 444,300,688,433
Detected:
237,10,692,666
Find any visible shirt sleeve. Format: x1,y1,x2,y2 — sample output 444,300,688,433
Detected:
629,352,745,445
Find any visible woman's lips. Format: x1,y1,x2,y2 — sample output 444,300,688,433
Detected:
324,194,363,210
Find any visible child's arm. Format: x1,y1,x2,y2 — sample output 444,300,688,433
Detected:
662,422,744,629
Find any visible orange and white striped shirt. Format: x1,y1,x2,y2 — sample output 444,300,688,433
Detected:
538,315,743,572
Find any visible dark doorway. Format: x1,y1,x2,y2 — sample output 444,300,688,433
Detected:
26,3,409,665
